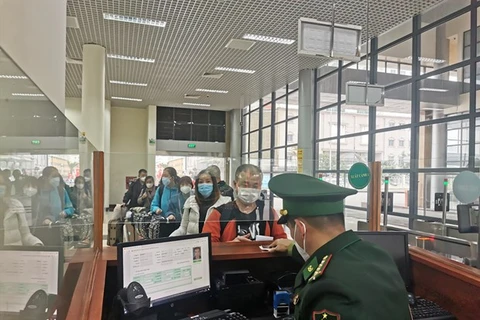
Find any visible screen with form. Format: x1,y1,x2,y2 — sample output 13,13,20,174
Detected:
0,250,59,312
121,234,211,305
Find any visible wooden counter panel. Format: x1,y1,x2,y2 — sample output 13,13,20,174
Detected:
410,246,480,320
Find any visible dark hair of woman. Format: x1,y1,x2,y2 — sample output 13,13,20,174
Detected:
163,167,180,185
179,176,193,187
145,176,155,184
194,169,220,204
74,176,86,185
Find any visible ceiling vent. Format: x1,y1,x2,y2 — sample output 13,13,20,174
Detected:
66,16,80,29
202,72,223,79
66,57,83,65
225,39,255,51
184,94,201,99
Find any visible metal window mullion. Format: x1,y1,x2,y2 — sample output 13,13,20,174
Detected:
336,62,343,184
368,37,378,163
271,92,276,180
258,98,263,161
313,69,319,172
409,15,421,229
469,0,477,170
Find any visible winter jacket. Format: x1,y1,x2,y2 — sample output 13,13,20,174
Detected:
2,198,43,246
170,195,231,236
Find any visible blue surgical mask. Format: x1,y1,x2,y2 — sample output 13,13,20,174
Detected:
161,177,171,186
50,177,61,188
0,185,6,198
198,183,213,198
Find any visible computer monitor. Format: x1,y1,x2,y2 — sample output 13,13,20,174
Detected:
355,231,411,291
117,233,212,308
0,246,62,313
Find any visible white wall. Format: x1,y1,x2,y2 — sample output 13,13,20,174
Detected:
65,98,83,132
0,0,66,112
110,106,148,204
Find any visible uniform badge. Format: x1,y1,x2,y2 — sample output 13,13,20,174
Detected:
307,265,314,273
292,294,299,305
313,309,340,319
309,254,332,282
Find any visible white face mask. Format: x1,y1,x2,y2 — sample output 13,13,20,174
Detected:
140,176,146,182
294,221,310,261
84,177,91,182
146,183,154,189
23,187,38,197
236,187,261,204
180,185,192,195
76,183,85,190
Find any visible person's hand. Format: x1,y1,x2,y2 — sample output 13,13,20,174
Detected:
142,193,147,199
156,209,162,215
59,211,67,218
43,219,52,225
231,233,252,242
268,239,294,252
167,215,175,221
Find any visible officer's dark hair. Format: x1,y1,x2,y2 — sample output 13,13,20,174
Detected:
138,169,147,175
304,212,345,230
234,164,263,182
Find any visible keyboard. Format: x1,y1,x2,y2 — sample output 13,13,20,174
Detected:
411,298,455,320
180,309,249,320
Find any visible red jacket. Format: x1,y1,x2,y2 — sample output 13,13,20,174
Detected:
202,205,287,242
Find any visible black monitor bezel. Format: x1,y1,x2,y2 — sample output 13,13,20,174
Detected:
355,231,412,291
0,245,64,313
117,233,213,308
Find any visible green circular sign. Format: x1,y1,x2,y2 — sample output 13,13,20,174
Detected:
348,163,371,189
453,171,480,204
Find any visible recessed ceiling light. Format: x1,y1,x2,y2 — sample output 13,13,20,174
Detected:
405,56,446,64
107,54,155,63
103,13,166,28
195,88,228,94
214,67,255,74
242,34,295,45
110,80,148,87
0,75,28,79
66,16,80,29
183,102,211,107
112,96,143,102
419,88,448,92
12,93,45,97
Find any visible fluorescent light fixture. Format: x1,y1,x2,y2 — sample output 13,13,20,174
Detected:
107,53,155,63
12,93,45,97
242,34,295,45
183,102,211,107
103,13,166,28
112,96,143,102
110,80,148,87
405,56,446,64
419,88,448,92
0,75,28,79
195,88,228,94
214,66,255,74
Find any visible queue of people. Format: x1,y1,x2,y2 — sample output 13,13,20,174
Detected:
0,167,93,247
121,164,287,242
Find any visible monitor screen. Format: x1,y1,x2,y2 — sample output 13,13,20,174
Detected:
118,234,211,306
355,231,411,290
0,247,61,313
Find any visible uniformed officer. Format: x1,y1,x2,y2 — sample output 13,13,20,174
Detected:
268,173,412,320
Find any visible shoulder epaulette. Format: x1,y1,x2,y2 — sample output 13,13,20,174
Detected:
309,254,333,282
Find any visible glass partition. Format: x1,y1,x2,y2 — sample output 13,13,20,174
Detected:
0,47,96,317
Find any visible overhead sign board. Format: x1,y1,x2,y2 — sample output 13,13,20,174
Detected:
298,17,362,61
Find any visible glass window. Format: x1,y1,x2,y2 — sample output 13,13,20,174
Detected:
378,18,412,48
289,80,298,92
250,108,260,131
317,106,338,140
286,119,298,145
275,96,287,123
317,73,339,108
276,85,287,98
399,138,405,147
375,129,411,168
250,131,259,152
273,148,286,172
288,91,299,118
248,152,259,166
274,122,286,147
476,117,480,168
262,102,272,127
341,104,369,135
317,143,338,171
262,127,271,150
286,146,298,171
421,0,470,28
251,100,260,111
388,138,395,147
242,134,249,153
242,114,249,134
377,83,412,130
339,135,369,170
263,93,272,105
260,151,271,173
319,62,337,77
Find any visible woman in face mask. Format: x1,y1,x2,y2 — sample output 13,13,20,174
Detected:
202,164,287,242
150,167,180,219
171,170,231,236
14,176,39,227
162,176,194,222
69,176,92,214
137,176,156,210
0,174,42,246
37,166,74,226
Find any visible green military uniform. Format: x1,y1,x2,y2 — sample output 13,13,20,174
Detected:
269,173,412,320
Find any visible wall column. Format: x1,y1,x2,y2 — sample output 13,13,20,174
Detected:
298,69,315,176
147,105,157,179
229,109,242,184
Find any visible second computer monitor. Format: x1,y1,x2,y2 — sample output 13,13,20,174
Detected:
118,233,212,307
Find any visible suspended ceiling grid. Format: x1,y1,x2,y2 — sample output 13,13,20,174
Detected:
65,0,444,110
